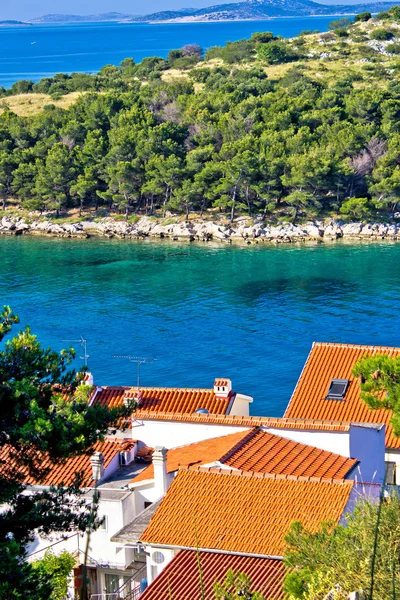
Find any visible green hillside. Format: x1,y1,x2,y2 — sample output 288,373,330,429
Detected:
1,7,400,223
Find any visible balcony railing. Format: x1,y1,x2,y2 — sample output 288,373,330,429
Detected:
90,565,147,600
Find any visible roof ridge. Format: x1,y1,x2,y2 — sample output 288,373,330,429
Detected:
314,342,400,351
101,386,216,392
218,427,261,464
134,410,354,430
184,465,354,486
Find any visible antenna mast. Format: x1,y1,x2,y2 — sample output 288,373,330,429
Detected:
63,336,89,368
113,356,156,387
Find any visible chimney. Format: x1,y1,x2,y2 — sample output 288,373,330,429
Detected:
214,378,232,398
152,447,168,498
84,372,94,386
90,451,105,482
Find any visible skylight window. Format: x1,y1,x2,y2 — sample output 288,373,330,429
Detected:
326,378,349,400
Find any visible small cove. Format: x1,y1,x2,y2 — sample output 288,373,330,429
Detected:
1,236,399,416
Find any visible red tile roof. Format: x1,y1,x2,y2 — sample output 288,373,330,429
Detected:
223,429,358,479
140,550,286,600
285,342,400,449
132,430,252,484
140,468,353,556
133,427,357,484
93,386,231,416
0,438,132,488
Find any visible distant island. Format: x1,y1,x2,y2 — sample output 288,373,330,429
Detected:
0,20,30,27
128,0,400,22
27,0,400,24
28,12,136,24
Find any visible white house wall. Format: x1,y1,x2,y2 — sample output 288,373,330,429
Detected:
264,427,351,457
131,419,250,449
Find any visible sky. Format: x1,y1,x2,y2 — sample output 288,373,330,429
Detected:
0,0,391,20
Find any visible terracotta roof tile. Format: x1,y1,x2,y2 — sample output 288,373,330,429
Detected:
133,427,357,484
223,429,358,479
93,386,231,416
0,438,131,488
140,469,353,556
140,550,286,600
131,430,254,484
285,342,400,449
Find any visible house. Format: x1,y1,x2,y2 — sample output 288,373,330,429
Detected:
13,367,387,599
109,413,384,598
284,342,400,483
91,377,253,418
2,437,146,598
137,467,379,593
138,550,286,600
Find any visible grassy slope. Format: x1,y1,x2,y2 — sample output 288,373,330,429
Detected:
0,91,87,116
2,18,400,117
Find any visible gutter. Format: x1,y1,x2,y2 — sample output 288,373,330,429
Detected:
140,542,283,561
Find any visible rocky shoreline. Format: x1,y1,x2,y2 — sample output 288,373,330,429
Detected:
1,215,399,244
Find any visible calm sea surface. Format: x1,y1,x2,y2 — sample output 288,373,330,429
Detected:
1,237,399,416
1,17,338,88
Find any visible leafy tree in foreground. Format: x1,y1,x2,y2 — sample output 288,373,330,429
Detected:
213,569,265,599
284,494,400,599
0,305,134,599
31,551,75,600
353,354,400,435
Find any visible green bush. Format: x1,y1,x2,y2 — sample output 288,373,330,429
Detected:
335,28,349,38
387,43,400,54
370,28,395,41
329,17,352,30
257,41,296,64
355,11,372,22
340,197,372,219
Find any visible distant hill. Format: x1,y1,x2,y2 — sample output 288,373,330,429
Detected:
29,12,136,23
30,0,400,24
129,0,400,21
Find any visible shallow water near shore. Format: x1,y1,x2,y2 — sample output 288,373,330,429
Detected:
1,235,399,416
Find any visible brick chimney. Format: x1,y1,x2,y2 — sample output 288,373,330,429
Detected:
152,447,168,498
90,452,105,482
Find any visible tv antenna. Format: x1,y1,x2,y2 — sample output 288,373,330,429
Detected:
63,336,89,368
113,356,156,387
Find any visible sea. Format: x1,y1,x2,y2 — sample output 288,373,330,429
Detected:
1,237,399,417
0,17,341,88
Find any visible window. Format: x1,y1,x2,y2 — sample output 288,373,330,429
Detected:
103,574,132,599
385,461,396,485
104,574,119,594
144,501,152,510
326,379,349,400
98,515,108,531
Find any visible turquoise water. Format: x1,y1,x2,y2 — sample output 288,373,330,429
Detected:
1,17,338,88
1,237,400,416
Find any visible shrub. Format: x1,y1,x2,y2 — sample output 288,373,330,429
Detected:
257,41,296,64
335,28,349,38
250,31,274,43
189,67,212,83
329,17,352,30
355,11,372,22
387,42,400,54
371,28,395,40
340,197,372,219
